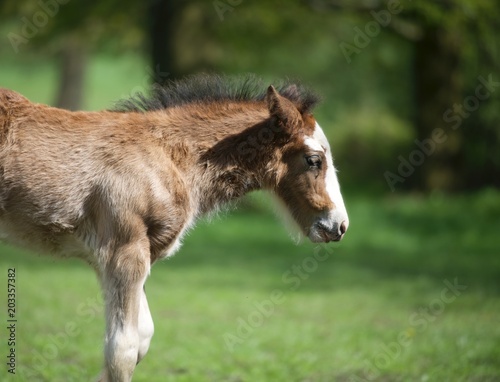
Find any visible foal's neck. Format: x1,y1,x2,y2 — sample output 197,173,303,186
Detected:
157,102,278,216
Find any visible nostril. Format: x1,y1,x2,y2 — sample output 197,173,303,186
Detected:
339,221,347,235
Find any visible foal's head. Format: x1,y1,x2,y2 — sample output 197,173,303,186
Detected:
265,86,348,243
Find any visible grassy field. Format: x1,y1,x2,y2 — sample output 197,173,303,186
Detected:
1,191,499,382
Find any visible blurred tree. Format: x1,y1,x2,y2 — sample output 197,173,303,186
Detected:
308,0,500,191
53,35,87,110
148,0,182,82
0,0,146,109
407,1,500,191
0,0,198,104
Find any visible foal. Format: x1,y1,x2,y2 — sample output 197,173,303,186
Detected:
0,75,348,381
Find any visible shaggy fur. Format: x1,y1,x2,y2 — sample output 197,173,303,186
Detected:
113,74,320,114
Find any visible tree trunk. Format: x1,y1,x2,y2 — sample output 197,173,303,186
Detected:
414,27,463,191
54,37,87,111
148,0,183,84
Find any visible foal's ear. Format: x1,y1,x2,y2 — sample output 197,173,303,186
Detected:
266,85,302,131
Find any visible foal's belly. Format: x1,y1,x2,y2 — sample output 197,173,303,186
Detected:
0,217,92,261
0,216,193,267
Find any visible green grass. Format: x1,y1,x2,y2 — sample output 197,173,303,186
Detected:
1,192,499,381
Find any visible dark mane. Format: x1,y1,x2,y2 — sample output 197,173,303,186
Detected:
112,74,320,114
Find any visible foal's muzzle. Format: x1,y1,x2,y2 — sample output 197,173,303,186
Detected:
310,220,348,243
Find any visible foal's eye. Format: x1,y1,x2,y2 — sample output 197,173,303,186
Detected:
306,155,322,168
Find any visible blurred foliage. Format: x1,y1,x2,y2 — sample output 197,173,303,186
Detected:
0,0,498,192
0,0,146,52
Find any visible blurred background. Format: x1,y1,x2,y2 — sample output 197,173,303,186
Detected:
0,1,499,381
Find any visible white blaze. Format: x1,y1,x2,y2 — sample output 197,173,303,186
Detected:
306,122,349,230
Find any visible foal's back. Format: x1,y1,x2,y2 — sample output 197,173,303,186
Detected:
0,89,189,258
